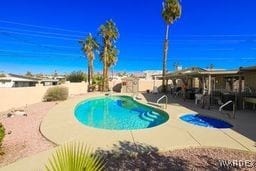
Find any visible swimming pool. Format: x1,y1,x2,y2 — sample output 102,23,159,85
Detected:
74,95,169,130
180,114,233,128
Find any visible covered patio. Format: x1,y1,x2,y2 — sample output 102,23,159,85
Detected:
163,66,256,112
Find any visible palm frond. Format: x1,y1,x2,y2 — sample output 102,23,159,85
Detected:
45,142,104,171
162,0,182,24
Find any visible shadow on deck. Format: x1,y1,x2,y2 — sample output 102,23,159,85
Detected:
95,141,232,171
141,92,256,142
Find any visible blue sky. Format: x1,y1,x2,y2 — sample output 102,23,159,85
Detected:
0,0,255,74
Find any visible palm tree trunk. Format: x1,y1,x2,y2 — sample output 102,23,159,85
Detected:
103,46,108,92
87,61,91,86
104,65,108,91
162,24,170,92
105,66,109,91
90,60,94,85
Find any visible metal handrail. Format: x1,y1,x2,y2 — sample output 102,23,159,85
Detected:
157,95,168,109
219,100,236,119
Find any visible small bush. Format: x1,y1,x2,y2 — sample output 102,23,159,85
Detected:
0,123,5,149
66,71,87,82
43,86,69,101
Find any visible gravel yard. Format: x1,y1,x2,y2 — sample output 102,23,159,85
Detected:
0,102,56,167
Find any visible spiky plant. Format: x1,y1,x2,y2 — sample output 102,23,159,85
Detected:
45,142,104,171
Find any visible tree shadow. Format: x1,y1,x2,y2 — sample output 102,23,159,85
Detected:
95,141,189,170
96,141,254,170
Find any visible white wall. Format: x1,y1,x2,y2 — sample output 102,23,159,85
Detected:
0,80,14,88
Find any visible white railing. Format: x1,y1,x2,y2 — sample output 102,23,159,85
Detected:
157,95,168,109
219,100,236,118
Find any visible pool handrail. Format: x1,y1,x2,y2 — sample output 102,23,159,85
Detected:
157,95,168,109
219,100,236,119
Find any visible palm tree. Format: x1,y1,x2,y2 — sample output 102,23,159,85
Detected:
99,20,119,92
80,33,99,86
162,0,181,92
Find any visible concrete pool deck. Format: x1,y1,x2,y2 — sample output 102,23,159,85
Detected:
39,93,256,152
1,92,256,170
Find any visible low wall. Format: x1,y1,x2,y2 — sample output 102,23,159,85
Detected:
109,79,162,92
138,80,162,92
0,82,88,112
0,80,161,112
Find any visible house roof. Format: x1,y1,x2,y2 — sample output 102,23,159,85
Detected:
0,74,39,82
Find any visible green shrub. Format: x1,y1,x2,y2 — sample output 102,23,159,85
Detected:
0,123,5,148
66,71,87,82
43,86,69,101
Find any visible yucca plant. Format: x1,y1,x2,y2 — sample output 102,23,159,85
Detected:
45,142,104,171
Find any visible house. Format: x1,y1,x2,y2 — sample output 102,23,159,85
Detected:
0,74,39,88
0,73,62,88
143,70,162,80
39,79,59,86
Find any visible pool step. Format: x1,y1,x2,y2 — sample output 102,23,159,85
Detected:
147,111,160,119
147,102,164,108
140,111,160,122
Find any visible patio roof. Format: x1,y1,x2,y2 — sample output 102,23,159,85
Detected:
239,66,256,72
165,67,239,79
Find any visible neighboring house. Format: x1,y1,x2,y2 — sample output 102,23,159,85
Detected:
131,72,145,79
43,75,66,83
0,73,62,88
109,75,127,81
39,79,59,86
54,76,66,83
143,70,162,80
0,74,39,88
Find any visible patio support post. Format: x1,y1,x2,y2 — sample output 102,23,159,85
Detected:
208,74,212,95
202,76,205,94
208,74,212,109
238,75,242,94
238,75,242,109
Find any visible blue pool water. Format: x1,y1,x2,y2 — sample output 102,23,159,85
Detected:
180,114,233,128
74,96,169,130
